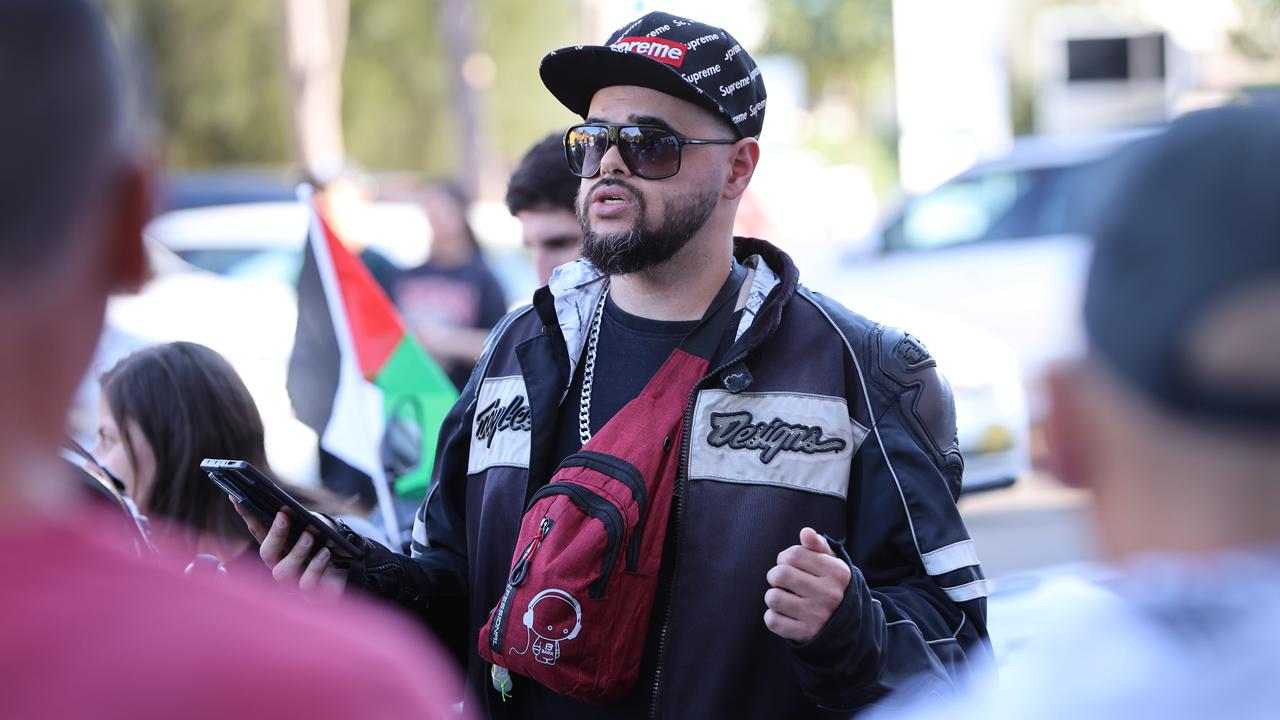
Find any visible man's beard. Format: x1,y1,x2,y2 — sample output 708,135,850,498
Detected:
577,179,718,276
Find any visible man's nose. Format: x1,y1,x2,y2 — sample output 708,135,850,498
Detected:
597,141,631,177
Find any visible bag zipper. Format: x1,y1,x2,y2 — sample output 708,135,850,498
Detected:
491,516,554,654
556,451,647,571
528,482,625,598
650,351,748,719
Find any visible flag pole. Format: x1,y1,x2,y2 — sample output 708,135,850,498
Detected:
297,184,404,547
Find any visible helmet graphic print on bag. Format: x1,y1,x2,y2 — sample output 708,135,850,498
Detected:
512,588,584,666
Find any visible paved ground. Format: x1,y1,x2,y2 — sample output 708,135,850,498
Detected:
958,472,1097,579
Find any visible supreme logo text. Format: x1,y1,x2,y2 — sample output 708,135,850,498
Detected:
611,36,687,68
707,411,847,464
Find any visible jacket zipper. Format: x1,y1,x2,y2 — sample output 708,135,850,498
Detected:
556,451,647,571
649,352,748,719
527,482,625,598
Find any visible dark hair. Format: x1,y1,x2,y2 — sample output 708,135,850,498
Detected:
429,180,481,250
506,133,579,216
0,0,123,278
100,342,336,551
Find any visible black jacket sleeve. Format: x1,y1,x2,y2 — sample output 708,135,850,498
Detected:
343,309,527,661
789,306,991,712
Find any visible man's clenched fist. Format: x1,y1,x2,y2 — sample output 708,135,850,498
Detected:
764,527,851,643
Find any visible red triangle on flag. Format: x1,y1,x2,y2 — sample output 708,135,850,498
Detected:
317,211,404,381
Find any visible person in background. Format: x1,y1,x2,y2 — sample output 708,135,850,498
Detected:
314,170,400,295
394,182,507,390
873,104,1280,719
0,2,465,717
95,341,353,569
505,133,583,286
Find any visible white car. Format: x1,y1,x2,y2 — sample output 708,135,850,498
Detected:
819,128,1162,418
826,294,1030,493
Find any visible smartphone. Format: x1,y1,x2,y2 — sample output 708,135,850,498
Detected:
202,458,363,560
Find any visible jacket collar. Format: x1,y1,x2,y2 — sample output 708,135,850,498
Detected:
537,237,799,389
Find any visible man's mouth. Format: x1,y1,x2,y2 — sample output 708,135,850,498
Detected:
591,185,636,206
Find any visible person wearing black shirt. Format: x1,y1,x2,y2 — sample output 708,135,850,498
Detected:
395,183,507,391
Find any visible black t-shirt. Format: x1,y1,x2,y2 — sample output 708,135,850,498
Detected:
549,295,700,469
549,293,743,473
358,248,400,297
393,253,508,390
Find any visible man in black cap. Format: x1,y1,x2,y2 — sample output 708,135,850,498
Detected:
248,11,988,718
872,103,1280,719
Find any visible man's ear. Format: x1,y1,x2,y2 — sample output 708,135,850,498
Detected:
1044,361,1090,490
722,137,759,201
105,159,153,294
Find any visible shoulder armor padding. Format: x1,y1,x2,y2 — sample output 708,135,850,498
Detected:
878,326,959,457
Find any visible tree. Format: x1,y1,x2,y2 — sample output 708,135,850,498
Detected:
102,0,584,190
104,0,291,168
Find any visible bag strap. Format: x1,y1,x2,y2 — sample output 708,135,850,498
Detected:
677,260,749,362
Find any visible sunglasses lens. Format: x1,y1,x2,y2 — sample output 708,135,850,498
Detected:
566,126,608,178
619,126,681,179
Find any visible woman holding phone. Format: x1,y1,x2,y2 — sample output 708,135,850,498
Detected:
93,341,347,570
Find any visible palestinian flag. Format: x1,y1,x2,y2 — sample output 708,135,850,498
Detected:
287,192,458,541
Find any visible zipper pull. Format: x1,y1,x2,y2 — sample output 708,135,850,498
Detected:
509,516,554,586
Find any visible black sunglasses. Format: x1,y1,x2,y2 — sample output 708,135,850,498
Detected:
564,123,738,180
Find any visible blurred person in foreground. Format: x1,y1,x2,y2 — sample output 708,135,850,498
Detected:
506,132,583,285
243,11,989,718
874,104,1280,719
0,2,464,717
394,182,507,391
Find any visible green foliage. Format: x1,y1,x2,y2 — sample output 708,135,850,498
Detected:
104,0,583,178
342,0,453,174
474,0,583,164
105,0,291,168
759,0,899,189
760,0,895,102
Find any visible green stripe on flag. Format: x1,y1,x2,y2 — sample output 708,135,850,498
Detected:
375,335,459,499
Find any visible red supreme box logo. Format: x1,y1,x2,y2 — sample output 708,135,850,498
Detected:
611,36,687,68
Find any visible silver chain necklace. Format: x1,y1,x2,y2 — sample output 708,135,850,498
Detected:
578,284,610,446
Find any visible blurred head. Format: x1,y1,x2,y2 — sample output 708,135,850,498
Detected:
1046,104,1280,559
95,343,268,551
506,133,583,284
539,12,764,276
315,172,375,253
421,181,479,262
0,0,149,506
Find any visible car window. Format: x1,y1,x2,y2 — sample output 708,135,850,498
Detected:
886,165,1098,252
891,173,1020,251
176,249,303,286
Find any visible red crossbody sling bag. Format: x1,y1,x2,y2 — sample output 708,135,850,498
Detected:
478,265,746,703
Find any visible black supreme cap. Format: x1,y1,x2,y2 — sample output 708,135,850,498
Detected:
539,11,767,139
1085,103,1280,426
